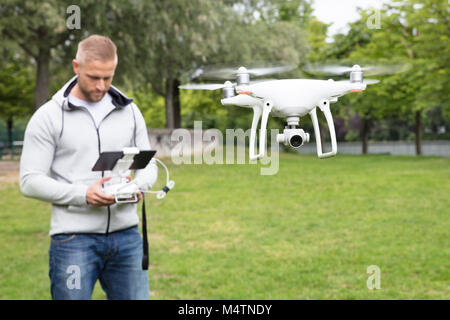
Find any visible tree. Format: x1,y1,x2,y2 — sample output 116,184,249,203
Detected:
330,1,449,154
313,11,386,154
343,8,414,154
123,0,310,129
115,0,226,129
398,0,450,154
0,1,90,109
1,0,311,132
0,1,146,109
0,47,34,149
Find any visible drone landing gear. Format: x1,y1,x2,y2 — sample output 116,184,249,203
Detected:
309,99,337,159
249,100,273,161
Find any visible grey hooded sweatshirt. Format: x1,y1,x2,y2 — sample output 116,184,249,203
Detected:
20,76,158,236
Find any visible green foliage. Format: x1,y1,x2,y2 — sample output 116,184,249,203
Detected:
116,0,229,94
129,83,166,129
0,0,70,55
344,2,449,116
0,50,34,121
277,0,313,25
305,16,330,63
180,90,228,130
311,0,449,143
0,0,447,139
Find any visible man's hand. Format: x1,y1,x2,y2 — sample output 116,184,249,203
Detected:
86,177,116,207
126,175,143,203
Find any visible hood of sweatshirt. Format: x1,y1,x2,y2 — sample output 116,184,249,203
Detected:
52,75,133,110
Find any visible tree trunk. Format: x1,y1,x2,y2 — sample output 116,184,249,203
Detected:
34,47,50,110
7,116,13,150
165,78,181,129
415,110,422,155
360,117,370,154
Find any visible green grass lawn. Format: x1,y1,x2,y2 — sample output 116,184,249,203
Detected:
0,153,449,299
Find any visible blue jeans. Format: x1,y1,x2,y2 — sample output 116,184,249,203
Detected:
49,226,149,300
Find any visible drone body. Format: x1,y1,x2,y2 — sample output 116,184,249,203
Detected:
180,65,382,160
224,78,367,117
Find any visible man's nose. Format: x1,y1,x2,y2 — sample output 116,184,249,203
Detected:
96,79,105,91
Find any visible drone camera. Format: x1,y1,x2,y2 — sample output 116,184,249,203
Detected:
277,128,310,149
289,134,304,148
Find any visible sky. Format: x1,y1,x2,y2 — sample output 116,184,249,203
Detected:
311,0,388,40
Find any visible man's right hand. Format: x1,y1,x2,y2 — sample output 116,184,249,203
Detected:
86,177,116,207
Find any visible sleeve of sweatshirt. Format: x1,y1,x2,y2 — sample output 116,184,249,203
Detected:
131,103,158,190
19,104,88,206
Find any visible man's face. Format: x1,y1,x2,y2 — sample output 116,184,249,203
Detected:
73,59,116,102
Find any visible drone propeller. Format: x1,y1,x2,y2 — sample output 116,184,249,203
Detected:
178,77,277,93
303,63,410,76
362,79,380,85
338,78,380,85
191,64,297,80
178,82,234,91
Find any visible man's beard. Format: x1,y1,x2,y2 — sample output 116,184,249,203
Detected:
78,80,107,102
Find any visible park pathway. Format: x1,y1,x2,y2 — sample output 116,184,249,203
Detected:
0,161,20,185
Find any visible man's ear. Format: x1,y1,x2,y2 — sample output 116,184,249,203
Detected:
72,59,79,75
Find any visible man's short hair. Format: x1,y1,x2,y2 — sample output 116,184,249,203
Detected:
75,35,118,65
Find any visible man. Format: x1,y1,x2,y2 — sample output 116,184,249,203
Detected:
19,35,157,300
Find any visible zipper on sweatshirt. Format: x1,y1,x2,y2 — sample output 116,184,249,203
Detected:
95,126,112,236
79,106,118,236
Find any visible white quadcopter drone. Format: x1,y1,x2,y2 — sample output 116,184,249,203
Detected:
179,64,404,160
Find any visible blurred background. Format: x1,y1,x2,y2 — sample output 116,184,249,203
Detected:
0,0,448,158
